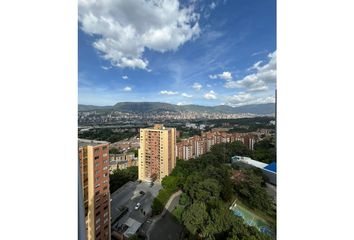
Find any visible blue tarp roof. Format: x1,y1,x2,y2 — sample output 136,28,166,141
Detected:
264,162,276,173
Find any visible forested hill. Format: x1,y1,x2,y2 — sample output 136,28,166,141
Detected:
78,102,275,115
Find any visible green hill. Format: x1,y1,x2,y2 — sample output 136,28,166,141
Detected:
78,102,275,115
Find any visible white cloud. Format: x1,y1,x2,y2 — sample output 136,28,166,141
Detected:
204,90,217,100
224,51,276,92
101,66,112,70
192,82,202,91
79,0,200,70
209,71,232,81
123,86,132,91
160,90,179,95
210,2,216,9
225,93,275,107
181,93,193,98
122,75,128,79
177,101,187,106
251,50,268,57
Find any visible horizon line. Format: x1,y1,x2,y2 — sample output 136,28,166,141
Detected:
78,101,276,108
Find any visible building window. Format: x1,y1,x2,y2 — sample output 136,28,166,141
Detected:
95,191,100,196
95,184,100,188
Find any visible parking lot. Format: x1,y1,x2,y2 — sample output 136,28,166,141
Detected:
110,181,162,231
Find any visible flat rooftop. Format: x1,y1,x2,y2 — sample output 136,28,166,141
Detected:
78,138,109,148
232,156,268,169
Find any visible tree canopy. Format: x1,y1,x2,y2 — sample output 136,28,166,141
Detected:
152,138,276,239
109,166,138,193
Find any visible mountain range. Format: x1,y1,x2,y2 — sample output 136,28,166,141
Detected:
78,102,275,115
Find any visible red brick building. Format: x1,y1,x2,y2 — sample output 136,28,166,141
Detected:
79,139,111,240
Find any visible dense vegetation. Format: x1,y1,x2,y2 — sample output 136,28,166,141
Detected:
109,147,121,154
109,166,138,193
151,175,180,215
176,126,202,142
207,136,276,164
152,140,276,240
78,128,136,143
251,136,276,163
232,168,274,213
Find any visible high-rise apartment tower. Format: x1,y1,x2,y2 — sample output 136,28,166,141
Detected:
79,139,111,240
138,124,176,182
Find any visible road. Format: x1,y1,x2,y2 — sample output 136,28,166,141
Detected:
110,181,162,231
148,191,184,240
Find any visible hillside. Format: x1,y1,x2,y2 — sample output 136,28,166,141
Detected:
78,102,275,115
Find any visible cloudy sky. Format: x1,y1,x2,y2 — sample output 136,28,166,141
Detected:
78,0,276,107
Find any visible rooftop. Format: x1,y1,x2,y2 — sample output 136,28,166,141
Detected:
264,162,276,173
123,218,142,237
231,155,268,169
78,139,109,148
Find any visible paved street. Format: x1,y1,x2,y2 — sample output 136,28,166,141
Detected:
150,212,184,240
110,181,162,230
149,191,184,240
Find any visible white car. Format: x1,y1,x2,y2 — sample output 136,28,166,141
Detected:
134,203,141,210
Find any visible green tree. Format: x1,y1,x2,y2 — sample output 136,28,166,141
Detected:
251,137,276,163
188,178,221,203
182,202,211,236
233,169,273,212
109,147,120,154
109,166,138,193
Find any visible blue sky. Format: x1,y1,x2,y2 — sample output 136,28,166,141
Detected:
78,0,276,106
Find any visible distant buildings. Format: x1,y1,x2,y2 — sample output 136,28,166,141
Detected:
109,153,138,173
176,131,258,160
138,124,176,182
78,110,258,125
79,139,111,240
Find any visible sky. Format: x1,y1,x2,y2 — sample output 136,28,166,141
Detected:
78,0,276,107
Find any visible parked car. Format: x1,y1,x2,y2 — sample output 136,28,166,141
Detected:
134,203,141,210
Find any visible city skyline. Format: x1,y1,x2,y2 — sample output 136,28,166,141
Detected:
78,0,276,107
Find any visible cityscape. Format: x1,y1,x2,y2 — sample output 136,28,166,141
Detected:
79,116,276,240
78,0,276,240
